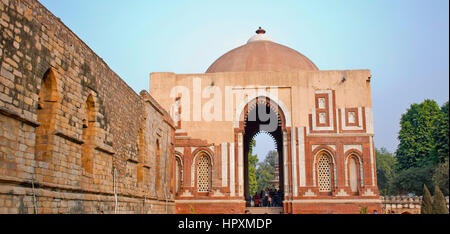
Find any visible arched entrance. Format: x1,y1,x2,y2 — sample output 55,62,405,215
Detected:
236,96,288,208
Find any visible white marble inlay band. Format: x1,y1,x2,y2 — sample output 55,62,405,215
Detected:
369,137,375,186
291,128,298,196
283,131,289,196
238,133,244,197
298,127,306,187
229,143,235,197
221,143,228,187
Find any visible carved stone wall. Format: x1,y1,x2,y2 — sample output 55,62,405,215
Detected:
381,196,449,214
0,0,175,214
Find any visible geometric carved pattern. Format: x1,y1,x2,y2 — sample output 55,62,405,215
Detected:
312,91,333,130
197,155,210,192
318,154,332,192
319,112,327,124
348,111,356,124
318,98,326,109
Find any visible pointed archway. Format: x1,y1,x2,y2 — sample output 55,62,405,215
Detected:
235,96,289,209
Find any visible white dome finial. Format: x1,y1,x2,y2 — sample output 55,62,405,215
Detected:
247,27,273,43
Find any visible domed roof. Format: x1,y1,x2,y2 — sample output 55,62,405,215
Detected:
206,27,318,73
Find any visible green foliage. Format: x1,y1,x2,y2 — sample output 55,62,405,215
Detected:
390,99,449,196
432,185,449,214
376,148,397,195
256,150,277,192
421,184,433,214
391,165,434,196
432,102,449,163
396,99,441,171
359,206,368,214
248,139,258,196
432,158,449,195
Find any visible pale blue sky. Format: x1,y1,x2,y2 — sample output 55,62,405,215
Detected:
39,0,449,161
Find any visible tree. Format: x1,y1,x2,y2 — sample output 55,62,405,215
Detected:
430,102,449,196
395,100,441,171
432,102,449,163
432,158,449,196
248,139,258,196
392,99,449,197
432,185,449,214
421,184,433,214
256,150,277,192
390,165,434,196
376,148,397,195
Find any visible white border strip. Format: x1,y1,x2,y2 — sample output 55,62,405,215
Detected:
298,127,306,187
366,107,374,134
283,131,289,195
291,128,297,196
238,133,243,197
229,143,235,197
221,143,228,187
369,137,375,186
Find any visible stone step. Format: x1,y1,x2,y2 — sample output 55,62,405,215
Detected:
246,207,284,214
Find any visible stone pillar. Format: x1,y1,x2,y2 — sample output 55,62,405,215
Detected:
283,130,289,197
291,127,297,197
229,143,235,197
221,143,228,188
238,132,244,197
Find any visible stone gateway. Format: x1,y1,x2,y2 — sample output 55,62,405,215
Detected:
0,0,382,214
151,27,381,214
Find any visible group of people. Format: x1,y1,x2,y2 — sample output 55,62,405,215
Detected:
249,188,283,207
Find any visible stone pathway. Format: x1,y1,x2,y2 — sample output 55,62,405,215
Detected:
246,207,284,214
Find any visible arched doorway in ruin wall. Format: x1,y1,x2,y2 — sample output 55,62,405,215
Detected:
234,94,293,211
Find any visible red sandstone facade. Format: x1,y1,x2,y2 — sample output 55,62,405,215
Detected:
151,29,382,214
1,0,382,214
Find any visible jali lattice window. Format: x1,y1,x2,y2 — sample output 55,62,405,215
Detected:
197,154,210,192
318,153,332,192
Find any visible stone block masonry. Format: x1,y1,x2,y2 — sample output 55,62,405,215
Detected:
0,0,175,213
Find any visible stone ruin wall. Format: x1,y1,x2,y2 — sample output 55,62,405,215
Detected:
0,0,175,214
381,196,449,214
